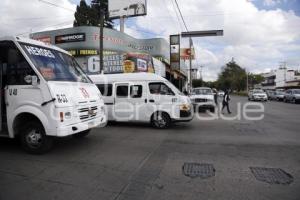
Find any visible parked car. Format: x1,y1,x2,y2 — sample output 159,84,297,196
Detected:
283,89,300,104
274,90,285,101
190,87,216,112
267,90,276,100
248,89,268,101
89,73,194,129
218,90,225,97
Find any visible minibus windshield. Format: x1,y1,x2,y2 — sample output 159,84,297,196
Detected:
20,43,91,83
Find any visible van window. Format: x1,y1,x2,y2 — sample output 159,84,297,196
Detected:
149,82,175,96
97,84,112,96
130,85,142,98
116,85,128,97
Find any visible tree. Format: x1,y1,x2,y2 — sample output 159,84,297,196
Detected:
248,74,264,89
73,0,113,28
192,79,204,88
217,60,247,91
73,0,91,26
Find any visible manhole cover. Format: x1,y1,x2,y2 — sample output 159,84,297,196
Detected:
250,167,293,185
182,163,215,178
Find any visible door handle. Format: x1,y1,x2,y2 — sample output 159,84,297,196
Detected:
149,99,155,103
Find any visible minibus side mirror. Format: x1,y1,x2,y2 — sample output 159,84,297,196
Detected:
24,75,38,87
31,75,38,87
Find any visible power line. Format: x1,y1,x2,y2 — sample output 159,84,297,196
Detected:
174,0,189,32
16,20,73,36
38,0,75,12
10,15,74,21
170,0,185,32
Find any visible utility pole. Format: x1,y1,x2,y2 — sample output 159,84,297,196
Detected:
199,65,204,80
246,72,249,92
92,0,104,74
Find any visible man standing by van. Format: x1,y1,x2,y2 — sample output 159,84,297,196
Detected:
222,89,231,114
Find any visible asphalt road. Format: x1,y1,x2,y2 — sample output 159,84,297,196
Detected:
0,96,300,200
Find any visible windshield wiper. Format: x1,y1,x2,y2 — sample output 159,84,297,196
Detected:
41,98,56,106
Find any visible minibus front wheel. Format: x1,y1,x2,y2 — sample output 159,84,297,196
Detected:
151,112,171,129
20,121,53,154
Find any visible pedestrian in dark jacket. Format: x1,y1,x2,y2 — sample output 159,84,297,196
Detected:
222,89,231,114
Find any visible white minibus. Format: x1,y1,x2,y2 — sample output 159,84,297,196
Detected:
0,36,107,154
90,73,193,128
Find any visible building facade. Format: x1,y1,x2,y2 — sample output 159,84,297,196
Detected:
30,26,187,90
261,67,300,90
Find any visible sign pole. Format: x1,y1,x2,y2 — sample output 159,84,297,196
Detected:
120,16,125,33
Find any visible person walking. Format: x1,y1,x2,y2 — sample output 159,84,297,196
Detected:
222,89,231,114
213,89,218,105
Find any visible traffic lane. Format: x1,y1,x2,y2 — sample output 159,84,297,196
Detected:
0,124,170,200
143,96,300,200
0,95,299,200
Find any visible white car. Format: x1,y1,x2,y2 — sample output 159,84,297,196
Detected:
248,89,268,101
190,87,216,112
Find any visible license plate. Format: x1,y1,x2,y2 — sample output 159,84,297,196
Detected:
88,121,94,129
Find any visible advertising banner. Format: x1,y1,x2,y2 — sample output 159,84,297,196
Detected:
109,0,147,19
86,51,154,74
180,48,195,60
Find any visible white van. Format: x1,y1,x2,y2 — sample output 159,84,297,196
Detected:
89,73,193,128
0,36,107,154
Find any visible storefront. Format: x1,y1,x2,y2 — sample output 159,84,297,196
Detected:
30,26,187,90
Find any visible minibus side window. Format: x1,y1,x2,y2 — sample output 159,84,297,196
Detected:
149,82,174,96
1,42,36,85
130,85,142,98
116,85,128,98
97,84,112,96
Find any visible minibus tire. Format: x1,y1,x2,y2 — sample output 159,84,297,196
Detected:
20,121,53,154
72,130,91,138
151,112,171,129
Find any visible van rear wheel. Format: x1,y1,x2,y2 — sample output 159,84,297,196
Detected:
151,112,171,129
20,121,53,154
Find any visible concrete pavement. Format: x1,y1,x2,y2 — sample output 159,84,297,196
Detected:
0,96,299,200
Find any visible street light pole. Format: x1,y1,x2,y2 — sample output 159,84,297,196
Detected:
181,30,224,91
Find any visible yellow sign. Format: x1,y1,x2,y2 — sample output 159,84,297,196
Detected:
123,60,135,73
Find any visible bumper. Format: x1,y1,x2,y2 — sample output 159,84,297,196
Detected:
56,114,107,137
193,102,215,109
253,97,268,101
172,109,194,122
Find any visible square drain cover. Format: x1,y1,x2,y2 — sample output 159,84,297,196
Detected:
250,167,293,185
182,163,215,178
